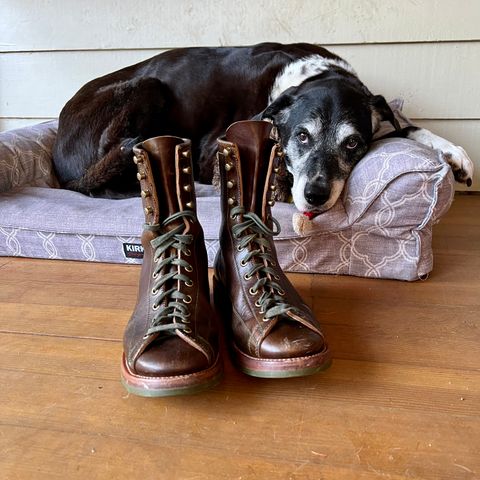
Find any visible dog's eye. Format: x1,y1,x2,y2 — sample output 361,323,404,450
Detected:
297,132,309,144
345,137,359,150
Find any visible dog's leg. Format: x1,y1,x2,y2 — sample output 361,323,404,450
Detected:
65,137,139,197
405,127,474,186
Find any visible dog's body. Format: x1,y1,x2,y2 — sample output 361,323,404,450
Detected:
53,42,473,215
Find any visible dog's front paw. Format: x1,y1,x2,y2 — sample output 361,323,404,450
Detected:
441,145,474,187
407,128,474,186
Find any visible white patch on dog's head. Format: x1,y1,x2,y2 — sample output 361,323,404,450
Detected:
335,123,357,144
302,118,323,138
269,55,356,103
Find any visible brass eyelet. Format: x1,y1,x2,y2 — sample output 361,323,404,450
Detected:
183,327,192,334
278,289,286,296
181,318,190,324
151,287,158,295
240,258,248,267
244,273,252,281
262,317,270,322
183,295,192,304
274,274,280,280
184,248,191,256
185,265,193,273
185,280,193,287
152,272,158,279
249,287,258,295
152,303,159,311
255,300,262,307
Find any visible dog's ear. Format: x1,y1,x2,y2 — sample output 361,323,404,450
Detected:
257,86,298,124
370,95,401,133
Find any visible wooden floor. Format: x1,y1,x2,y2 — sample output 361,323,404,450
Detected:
0,194,479,480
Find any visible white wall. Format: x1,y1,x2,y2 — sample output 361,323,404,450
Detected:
1,0,479,190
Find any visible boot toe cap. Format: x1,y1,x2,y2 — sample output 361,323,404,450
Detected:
134,336,211,377
259,321,326,359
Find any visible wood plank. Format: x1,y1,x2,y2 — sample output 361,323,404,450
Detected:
1,43,479,119
330,43,480,120
0,117,55,132
1,332,478,408
1,0,479,52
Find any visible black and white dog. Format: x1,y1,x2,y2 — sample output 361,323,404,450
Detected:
53,42,473,217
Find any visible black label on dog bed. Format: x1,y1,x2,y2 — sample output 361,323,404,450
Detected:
123,243,144,259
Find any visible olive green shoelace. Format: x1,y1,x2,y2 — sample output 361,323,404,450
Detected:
230,205,298,320
144,211,195,337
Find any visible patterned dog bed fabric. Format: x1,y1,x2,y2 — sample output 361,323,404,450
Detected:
0,116,454,281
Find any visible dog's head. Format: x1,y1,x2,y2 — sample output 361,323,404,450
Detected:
263,72,398,217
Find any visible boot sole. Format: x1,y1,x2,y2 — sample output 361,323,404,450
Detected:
213,275,332,379
120,353,223,397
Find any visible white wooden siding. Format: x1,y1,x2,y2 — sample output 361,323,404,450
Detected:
1,0,479,189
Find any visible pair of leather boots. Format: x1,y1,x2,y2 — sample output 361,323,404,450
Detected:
121,120,331,397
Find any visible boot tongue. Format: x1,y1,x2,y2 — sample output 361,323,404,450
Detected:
142,136,186,230
225,121,274,215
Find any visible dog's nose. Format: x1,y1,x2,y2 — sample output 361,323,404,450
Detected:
304,182,330,206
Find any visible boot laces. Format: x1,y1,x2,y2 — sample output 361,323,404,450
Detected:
231,205,298,320
144,210,195,337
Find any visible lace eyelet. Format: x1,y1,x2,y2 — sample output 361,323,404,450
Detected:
152,303,159,310
185,265,193,272
181,318,190,324
151,287,158,295
184,327,192,334
255,300,262,307
274,274,280,280
185,279,193,287
184,248,191,256
262,317,270,322
240,258,248,267
152,272,158,279
154,256,159,263
278,289,286,296
249,287,258,296
236,245,244,252
183,295,192,304
244,273,252,281
270,260,277,267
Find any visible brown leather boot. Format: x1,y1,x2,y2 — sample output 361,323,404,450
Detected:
121,136,222,396
214,121,331,378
